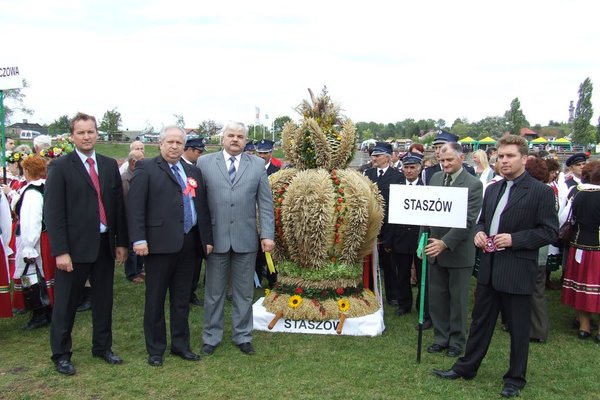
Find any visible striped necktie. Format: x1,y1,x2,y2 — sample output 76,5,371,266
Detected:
228,157,237,183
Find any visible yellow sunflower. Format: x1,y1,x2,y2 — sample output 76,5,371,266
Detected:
288,295,303,309
264,288,271,297
338,298,350,312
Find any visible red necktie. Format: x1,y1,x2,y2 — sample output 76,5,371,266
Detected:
86,158,107,226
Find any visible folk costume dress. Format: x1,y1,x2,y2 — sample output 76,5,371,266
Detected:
0,192,13,317
7,174,27,311
13,179,55,305
561,184,600,313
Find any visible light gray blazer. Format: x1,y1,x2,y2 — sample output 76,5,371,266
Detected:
198,151,275,253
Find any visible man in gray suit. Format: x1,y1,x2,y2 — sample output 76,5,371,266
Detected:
425,142,483,358
198,121,275,356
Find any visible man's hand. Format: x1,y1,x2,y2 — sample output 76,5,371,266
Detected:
133,242,149,256
261,239,275,252
206,244,213,255
493,233,513,249
115,246,128,263
56,253,73,272
474,231,488,249
424,238,447,258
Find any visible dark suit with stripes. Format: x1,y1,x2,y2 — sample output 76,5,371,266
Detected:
452,171,558,389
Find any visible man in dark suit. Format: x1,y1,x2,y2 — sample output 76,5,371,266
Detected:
384,153,424,316
128,126,213,367
433,135,558,398
423,131,475,185
425,142,483,358
180,137,207,306
45,112,129,376
365,142,403,305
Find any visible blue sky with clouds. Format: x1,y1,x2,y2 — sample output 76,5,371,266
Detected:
2,0,599,131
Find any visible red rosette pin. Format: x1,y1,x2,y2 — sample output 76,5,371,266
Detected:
184,177,197,197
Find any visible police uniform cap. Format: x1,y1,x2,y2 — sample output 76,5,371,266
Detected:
256,139,275,153
185,137,207,151
244,141,256,152
565,152,587,167
432,130,459,145
371,142,393,156
401,152,424,165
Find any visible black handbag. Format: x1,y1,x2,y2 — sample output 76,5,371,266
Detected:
21,261,50,311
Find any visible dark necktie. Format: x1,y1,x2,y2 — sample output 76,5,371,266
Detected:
228,157,237,184
378,169,384,180
489,180,514,235
171,165,193,233
86,158,107,226
444,174,452,186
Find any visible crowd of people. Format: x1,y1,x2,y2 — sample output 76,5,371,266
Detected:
361,131,598,398
0,118,598,398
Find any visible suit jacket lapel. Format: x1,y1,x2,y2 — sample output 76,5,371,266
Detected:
71,152,96,192
215,152,230,183
157,156,180,186
234,154,249,185
503,177,529,213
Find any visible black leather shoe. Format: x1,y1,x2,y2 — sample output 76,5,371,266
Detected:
148,355,163,366
55,359,76,375
427,343,447,353
578,330,591,340
500,385,520,398
395,308,410,316
447,346,462,357
76,300,92,313
238,342,255,355
415,319,433,330
201,344,216,355
171,349,200,361
190,296,203,306
23,316,50,330
432,369,462,380
93,350,123,365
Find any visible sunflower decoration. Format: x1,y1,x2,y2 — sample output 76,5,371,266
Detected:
263,88,384,322
337,298,350,313
288,295,303,309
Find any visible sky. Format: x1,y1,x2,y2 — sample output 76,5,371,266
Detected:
1,0,599,132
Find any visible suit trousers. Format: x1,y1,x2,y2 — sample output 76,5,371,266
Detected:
428,263,472,350
190,253,205,299
453,282,532,389
529,263,548,341
203,251,256,346
390,252,414,311
50,233,114,362
379,244,399,304
144,230,199,356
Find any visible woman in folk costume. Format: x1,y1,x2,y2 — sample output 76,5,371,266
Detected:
2,150,29,313
13,155,54,329
561,161,600,342
0,191,14,317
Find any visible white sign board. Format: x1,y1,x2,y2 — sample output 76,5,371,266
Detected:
388,184,469,229
0,65,23,90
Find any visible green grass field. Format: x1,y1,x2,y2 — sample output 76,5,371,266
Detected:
0,274,597,399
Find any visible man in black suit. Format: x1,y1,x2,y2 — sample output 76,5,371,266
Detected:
384,153,424,316
128,126,213,367
423,131,475,185
433,135,558,398
180,137,207,306
45,112,129,375
365,142,403,305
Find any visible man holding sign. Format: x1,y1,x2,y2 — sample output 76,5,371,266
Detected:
433,135,558,398
425,142,482,358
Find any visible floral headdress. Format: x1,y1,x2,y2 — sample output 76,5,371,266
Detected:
39,137,75,159
6,151,31,163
